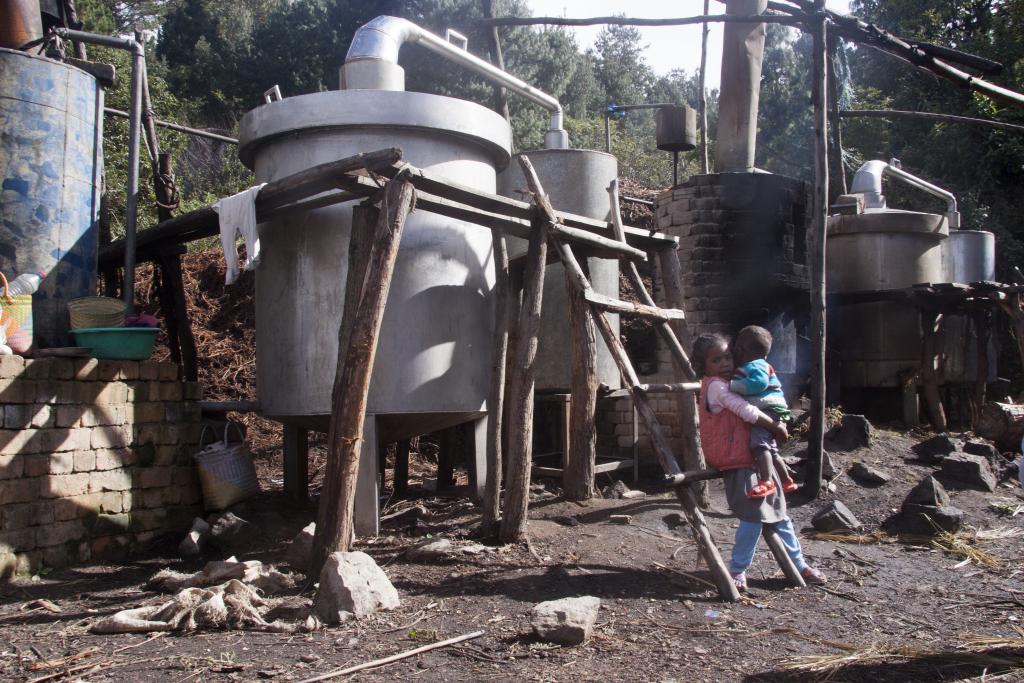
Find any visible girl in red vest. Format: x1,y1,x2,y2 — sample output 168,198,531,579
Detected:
692,333,827,591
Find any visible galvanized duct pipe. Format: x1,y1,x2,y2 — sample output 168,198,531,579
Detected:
850,159,960,228
55,27,145,313
342,15,568,149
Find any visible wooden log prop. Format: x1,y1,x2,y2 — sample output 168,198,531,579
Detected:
482,228,510,534
975,402,1024,451
309,173,416,578
563,261,599,501
499,156,550,544
920,310,948,432
804,0,829,498
762,525,806,588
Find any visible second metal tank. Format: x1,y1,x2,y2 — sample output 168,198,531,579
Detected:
498,148,621,391
827,209,948,387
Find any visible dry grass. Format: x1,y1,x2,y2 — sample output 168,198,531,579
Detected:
806,530,895,544
780,628,1024,679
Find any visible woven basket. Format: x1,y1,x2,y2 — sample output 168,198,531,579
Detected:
68,296,126,330
193,424,260,510
0,272,34,354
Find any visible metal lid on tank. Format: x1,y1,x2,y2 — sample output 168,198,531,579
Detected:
827,209,949,240
238,89,512,169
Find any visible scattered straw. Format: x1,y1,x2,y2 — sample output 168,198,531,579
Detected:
927,530,1002,569
781,635,1024,678
806,531,894,545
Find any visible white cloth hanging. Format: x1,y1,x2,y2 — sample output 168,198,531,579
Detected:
213,184,266,285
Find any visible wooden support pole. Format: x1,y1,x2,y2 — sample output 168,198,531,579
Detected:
283,425,309,503
159,250,198,382
154,249,183,367
481,0,511,122
762,525,806,587
309,175,416,578
805,0,829,498
972,310,991,425
920,310,948,432
438,427,457,490
637,382,702,393
699,0,711,174
482,228,509,534
563,263,598,501
826,33,847,197
657,247,709,507
394,439,410,497
498,215,547,543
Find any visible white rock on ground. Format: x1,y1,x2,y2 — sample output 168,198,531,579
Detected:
285,522,316,572
406,537,453,560
313,551,400,624
531,596,601,645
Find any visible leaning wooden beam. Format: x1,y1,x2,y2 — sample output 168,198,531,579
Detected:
374,163,676,249
309,172,416,578
547,223,648,262
499,158,550,544
837,109,1024,134
776,0,1024,110
636,382,702,394
98,148,403,267
584,290,686,321
677,485,741,602
479,13,808,27
762,525,807,588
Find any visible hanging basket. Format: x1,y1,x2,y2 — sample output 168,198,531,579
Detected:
193,423,260,511
0,272,33,354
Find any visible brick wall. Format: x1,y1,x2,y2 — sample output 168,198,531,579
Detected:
0,356,203,577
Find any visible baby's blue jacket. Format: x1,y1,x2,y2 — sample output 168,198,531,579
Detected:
730,359,789,415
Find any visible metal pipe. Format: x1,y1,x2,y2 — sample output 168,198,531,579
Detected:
104,107,239,144
849,159,960,228
343,16,568,149
56,28,145,313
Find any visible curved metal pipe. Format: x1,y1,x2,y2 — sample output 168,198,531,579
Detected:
850,159,960,228
56,27,146,312
344,16,568,149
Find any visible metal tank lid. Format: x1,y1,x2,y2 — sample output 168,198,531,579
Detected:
827,209,949,240
238,89,512,170
0,45,97,77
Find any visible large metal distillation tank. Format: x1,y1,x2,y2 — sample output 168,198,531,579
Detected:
238,82,511,536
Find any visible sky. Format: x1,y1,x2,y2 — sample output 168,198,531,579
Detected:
526,1,853,88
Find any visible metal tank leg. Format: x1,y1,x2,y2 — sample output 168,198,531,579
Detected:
470,414,488,500
354,414,381,537
283,425,308,503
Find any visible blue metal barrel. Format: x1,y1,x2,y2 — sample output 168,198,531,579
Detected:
0,47,103,348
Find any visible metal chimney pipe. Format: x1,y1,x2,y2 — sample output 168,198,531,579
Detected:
341,16,568,149
715,0,768,172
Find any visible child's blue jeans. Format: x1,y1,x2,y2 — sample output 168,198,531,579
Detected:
729,517,808,576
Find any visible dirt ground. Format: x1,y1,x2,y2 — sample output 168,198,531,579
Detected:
2,427,1024,683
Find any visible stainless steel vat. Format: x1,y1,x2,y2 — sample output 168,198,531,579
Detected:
239,89,510,533
0,48,102,348
827,209,948,387
943,229,995,284
497,149,621,391
942,230,997,384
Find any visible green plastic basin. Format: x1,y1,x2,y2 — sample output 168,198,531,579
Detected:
72,327,159,360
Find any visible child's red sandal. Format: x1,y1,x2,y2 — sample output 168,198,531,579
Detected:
781,480,799,493
747,480,776,498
